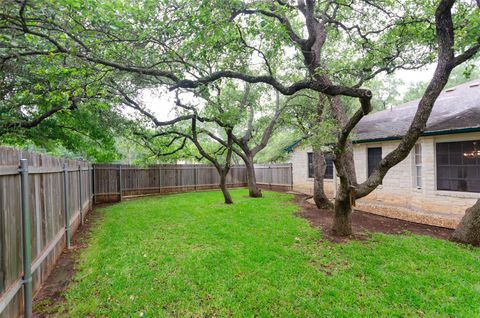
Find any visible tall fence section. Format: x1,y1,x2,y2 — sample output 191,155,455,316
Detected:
0,148,292,318
93,163,293,203
0,147,92,318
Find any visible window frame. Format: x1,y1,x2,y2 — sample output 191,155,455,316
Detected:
435,140,480,193
307,152,314,178
367,147,382,178
307,152,334,179
324,154,334,180
414,143,422,188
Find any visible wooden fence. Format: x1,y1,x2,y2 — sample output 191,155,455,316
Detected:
0,147,92,318
93,163,293,203
253,164,294,192
0,147,292,317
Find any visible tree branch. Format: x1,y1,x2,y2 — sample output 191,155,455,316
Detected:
0,96,78,132
354,0,474,198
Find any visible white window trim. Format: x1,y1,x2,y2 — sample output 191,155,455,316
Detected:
414,143,422,189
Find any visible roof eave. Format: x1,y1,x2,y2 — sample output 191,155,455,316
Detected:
353,126,480,144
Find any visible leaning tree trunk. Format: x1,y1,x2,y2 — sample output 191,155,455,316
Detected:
313,150,333,209
219,173,233,204
244,158,262,198
452,199,480,246
328,94,358,235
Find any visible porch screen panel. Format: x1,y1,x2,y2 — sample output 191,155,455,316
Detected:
436,140,480,193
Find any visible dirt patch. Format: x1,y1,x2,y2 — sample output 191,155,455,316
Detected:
32,208,103,318
293,194,454,243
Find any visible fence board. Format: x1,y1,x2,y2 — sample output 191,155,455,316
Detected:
1,145,292,317
94,163,292,203
0,147,92,318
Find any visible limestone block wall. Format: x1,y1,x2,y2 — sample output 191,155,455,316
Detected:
290,132,480,228
291,146,310,185
291,145,336,197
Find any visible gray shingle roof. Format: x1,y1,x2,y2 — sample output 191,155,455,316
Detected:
354,79,480,142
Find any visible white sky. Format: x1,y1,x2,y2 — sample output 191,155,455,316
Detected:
395,64,436,95
141,88,177,121
138,65,437,121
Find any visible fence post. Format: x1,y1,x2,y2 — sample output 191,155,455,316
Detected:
194,165,198,191
88,166,92,210
119,165,123,201
269,165,272,190
290,163,294,191
92,164,96,204
158,165,162,194
63,164,71,249
78,165,83,225
19,159,32,318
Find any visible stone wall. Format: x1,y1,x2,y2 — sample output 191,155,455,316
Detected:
290,132,480,228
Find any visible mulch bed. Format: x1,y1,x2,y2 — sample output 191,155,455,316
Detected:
293,194,454,243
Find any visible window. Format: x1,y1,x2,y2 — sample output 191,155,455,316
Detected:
436,140,480,193
414,144,422,188
367,147,382,177
307,152,334,179
324,154,334,179
308,152,314,178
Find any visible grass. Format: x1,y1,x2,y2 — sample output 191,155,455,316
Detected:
59,189,480,317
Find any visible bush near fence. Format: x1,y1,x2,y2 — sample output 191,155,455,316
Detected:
0,147,293,318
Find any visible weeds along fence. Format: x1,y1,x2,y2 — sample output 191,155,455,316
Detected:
93,163,293,203
0,147,92,318
0,146,292,318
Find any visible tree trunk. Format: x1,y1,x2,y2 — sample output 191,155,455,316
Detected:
245,158,262,198
452,199,480,246
219,173,233,204
329,142,357,236
332,186,353,236
329,95,358,186
313,150,333,209
331,150,354,236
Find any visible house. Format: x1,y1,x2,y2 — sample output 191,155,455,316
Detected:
289,79,480,228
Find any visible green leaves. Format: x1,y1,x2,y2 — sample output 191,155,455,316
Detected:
1,0,478,164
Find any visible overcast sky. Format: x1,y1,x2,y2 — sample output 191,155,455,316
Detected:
139,65,437,121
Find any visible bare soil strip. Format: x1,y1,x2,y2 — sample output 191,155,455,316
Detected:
32,209,103,318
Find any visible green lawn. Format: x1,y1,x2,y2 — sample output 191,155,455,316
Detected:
59,189,480,317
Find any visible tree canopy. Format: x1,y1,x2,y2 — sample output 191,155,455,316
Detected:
2,0,478,150
1,0,479,237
